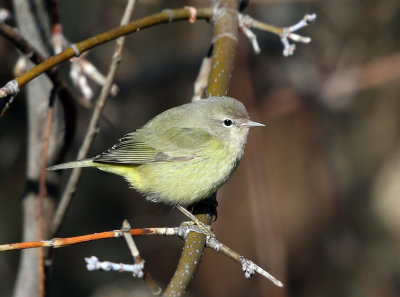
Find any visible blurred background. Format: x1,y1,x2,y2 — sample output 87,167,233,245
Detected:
1,0,400,296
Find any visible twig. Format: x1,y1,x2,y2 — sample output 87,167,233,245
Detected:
206,236,283,287
176,225,283,287
0,9,316,116
87,220,141,279
85,256,145,274
50,0,137,237
0,225,283,287
122,220,142,263
0,227,177,251
239,13,316,56
0,7,214,117
122,220,162,295
239,19,260,54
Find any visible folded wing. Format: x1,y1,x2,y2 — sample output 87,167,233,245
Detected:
93,127,212,165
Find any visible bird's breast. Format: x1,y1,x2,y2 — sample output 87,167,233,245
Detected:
131,137,243,205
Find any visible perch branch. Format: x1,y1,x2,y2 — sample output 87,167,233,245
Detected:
0,225,283,286
164,1,240,296
0,227,177,251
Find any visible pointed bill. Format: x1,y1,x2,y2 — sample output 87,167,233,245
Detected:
239,119,265,128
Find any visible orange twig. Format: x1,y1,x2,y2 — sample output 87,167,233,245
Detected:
0,227,177,252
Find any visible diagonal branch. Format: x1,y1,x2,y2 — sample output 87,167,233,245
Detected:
0,8,213,117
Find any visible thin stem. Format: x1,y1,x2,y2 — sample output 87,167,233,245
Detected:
122,220,162,295
0,228,178,252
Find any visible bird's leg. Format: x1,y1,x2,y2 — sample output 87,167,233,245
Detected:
177,205,214,236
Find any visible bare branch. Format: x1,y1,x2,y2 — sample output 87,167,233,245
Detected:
239,13,316,56
0,227,177,251
122,220,162,295
1,223,282,288
164,1,240,296
206,236,283,287
0,8,213,117
85,256,145,274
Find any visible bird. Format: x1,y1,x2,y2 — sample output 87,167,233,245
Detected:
48,96,264,224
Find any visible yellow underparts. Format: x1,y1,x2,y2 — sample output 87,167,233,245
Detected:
94,138,239,206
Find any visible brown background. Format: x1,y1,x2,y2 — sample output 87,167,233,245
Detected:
0,0,400,296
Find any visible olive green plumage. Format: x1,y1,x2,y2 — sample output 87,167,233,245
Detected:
47,96,264,206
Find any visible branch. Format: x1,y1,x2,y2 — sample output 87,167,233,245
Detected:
85,256,145,274
122,220,162,295
0,227,177,251
239,13,316,56
0,225,283,287
0,7,213,117
205,2,239,97
164,1,240,296
206,236,283,287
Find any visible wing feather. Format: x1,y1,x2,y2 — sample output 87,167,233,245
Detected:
93,127,212,165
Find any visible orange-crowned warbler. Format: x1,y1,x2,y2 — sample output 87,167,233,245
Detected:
48,97,264,214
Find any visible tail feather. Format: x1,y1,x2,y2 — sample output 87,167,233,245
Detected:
47,159,94,171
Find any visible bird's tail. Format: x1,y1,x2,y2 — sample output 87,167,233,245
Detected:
47,159,94,171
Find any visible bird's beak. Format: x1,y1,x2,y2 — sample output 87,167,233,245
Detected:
239,119,265,128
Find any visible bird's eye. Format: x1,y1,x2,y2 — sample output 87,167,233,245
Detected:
223,119,233,127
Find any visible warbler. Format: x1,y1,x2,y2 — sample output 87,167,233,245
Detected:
48,96,264,206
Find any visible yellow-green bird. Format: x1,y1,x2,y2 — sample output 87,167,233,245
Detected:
48,96,264,206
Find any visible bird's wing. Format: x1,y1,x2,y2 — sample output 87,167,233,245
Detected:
93,127,212,165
